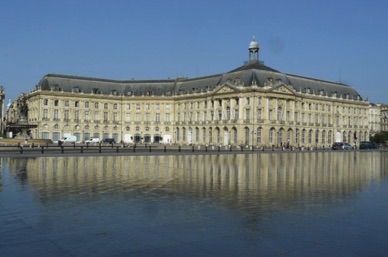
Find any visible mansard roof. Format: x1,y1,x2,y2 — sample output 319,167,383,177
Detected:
35,61,363,101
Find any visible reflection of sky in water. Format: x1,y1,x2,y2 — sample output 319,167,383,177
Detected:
1,152,388,257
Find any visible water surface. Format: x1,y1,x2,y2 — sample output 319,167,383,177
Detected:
1,151,387,256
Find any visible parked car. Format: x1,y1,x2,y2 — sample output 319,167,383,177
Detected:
86,138,100,144
359,141,377,149
332,142,344,150
342,143,353,150
332,142,352,150
103,138,115,144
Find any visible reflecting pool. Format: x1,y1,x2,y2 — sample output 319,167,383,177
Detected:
1,151,388,256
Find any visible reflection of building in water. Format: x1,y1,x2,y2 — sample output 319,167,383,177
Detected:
6,153,386,206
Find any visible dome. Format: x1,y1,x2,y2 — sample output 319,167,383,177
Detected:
249,37,259,50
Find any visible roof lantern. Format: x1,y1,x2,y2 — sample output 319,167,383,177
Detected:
249,36,259,63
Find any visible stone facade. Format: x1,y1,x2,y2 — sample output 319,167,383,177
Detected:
381,104,388,132
26,39,371,147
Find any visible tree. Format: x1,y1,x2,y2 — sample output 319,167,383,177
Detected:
370,131,388,144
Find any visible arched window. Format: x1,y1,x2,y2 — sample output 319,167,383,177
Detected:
328,130,332,144
278,129,283,144
269,128,275,144
233,127,237,144
244,127,250,145
257,127,262,144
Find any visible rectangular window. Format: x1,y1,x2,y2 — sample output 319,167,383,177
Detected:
269,110,273,121
95,102,99,109
155,113,160,122
126,104,130,110
85,102,89,108
136,104,140,110
155,103,160,110
165,113,170,122
125,113,130,122
43,99,48,106
64,110,69,121
85,111,90,121
294,112,298,122
113,112,118,122
64,100,69,107
75,110,79,122
277,109,282,121
136,113,140,122
54,109,59,121
94,111,99,121
104,112,108,122
165,104,170,110
43,109,48,120
245,109,250,121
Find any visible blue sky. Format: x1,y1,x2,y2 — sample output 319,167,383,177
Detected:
1,0,387,104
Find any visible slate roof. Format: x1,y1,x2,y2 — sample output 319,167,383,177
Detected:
35,60,363,100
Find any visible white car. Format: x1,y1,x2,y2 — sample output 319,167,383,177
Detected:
86,138,100,144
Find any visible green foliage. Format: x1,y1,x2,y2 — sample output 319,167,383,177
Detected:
370,131,388,144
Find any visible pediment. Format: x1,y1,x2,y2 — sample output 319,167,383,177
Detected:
212,83,239,95
268,84,296,95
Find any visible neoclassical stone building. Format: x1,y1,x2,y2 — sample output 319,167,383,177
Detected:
27,39,370,147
